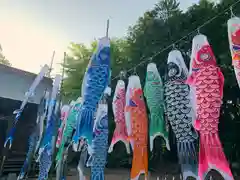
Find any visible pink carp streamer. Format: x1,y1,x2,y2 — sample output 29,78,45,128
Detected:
108,80,130,154
228,17,240,88
56,105,70,148
187,34,233,180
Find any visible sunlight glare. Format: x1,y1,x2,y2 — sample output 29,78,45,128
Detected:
0,10,68,75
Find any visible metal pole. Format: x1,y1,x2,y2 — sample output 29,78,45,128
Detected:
48,51,55,77
60,52,66,102
106,19,109,38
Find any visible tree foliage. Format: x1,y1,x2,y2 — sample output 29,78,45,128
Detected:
63,0,240,171
0,45,11,66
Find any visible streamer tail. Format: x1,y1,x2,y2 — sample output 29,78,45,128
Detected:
91,167,104,180
108,128,130,154
177,141,198,180
198,133,233,180
149,112,170,151
131,146,148,180
17,133,37,179
38,145,52,180
75,107,94,145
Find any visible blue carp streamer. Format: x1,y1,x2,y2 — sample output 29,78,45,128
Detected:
17,130,38,179
4,65,49,149
38,145,52,180
74,37,111,146
18,91,49,180
38,109,58,180
38,74,61,180
87,103,108,180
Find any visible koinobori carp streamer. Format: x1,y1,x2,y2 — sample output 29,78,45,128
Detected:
38,75,61,180
56,98,82,168
56,104,71,148
228,16,240,89
108,79,130,154
165,50,198,180
144,62,170,152
87,92,109,180
125,75,148,180
74,37,111,146
187,34,233,180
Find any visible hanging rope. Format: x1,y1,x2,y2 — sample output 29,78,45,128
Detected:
111,0,240,81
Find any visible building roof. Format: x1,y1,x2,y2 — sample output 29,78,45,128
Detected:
0,63,52,84
0,63,54,104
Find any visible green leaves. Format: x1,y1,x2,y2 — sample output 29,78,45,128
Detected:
0,44,11,66
61,43,89,101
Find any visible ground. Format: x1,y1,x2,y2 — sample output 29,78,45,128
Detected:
65,168,181,180
61,168,227,180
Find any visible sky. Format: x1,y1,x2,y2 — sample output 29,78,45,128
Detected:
0,0,199,75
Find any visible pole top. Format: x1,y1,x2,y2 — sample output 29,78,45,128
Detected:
106,19,110,38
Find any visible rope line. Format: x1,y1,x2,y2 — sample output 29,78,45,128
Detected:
111,0,240,81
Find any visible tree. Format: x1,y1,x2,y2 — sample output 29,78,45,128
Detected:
63,0,240,171
126,0,240,166
0,44,11,66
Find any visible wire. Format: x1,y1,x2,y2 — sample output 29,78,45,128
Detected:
112,0,240,81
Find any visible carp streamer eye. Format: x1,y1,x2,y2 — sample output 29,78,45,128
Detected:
100,53,108,61
147,72,154,81
200,53,211,61
168,68,177,77
99,48,110,61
